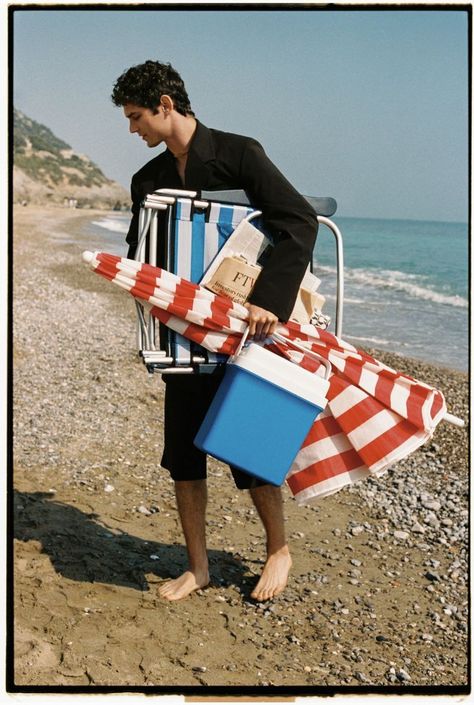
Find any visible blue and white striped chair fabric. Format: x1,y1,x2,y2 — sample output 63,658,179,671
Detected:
170,197,259,284
163,194,263,368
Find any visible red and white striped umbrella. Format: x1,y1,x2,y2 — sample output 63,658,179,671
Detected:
83,251,452,505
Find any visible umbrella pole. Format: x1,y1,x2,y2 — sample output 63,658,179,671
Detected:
443,412,465,427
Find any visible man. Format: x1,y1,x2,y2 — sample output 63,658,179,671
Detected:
111,60,318,602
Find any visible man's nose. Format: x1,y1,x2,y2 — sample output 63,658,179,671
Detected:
129,122,137,134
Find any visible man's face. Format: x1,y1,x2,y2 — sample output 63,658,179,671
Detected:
123,103,168,148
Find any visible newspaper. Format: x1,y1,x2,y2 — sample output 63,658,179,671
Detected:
200,219,270,287
205,256,261,305
200,217,328,325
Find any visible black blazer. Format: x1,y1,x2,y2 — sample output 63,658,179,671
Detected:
126,121,318,321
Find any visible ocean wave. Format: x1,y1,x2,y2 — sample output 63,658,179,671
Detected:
92,217,129,234
345,334,392,347
316,264,468,308
336,296,366,305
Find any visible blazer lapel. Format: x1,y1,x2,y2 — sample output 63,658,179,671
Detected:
184,121,216,191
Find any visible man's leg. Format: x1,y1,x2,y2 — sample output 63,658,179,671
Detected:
158,479,210,601
159,374,223,601
248,484,292,601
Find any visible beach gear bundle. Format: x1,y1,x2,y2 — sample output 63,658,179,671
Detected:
82,250,453,505
132,189,335,373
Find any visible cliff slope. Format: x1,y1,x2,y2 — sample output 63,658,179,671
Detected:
13,108,129,209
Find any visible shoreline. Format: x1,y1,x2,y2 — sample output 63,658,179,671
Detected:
12,205,469,689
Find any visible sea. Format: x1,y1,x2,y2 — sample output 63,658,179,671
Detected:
81,212,469,372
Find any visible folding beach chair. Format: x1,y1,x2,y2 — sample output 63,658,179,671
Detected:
134,188,344,374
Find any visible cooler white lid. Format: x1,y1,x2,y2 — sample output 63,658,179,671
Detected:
231,343,329,406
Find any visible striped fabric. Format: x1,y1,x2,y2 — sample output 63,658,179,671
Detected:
167,198,259,365
83,251,447,505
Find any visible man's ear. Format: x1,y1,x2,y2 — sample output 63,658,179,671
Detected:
160,95,174,113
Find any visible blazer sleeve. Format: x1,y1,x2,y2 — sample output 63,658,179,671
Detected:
238,139,318,322
125,175,142,259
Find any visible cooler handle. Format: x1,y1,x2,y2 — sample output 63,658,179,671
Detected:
272,332,332,381
232,327,332,381
231,326,251,361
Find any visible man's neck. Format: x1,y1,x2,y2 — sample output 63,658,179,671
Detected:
165,115,197,158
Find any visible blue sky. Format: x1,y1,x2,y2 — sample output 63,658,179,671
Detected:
12,6,469,221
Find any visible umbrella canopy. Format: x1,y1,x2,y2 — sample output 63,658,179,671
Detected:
83,251,450,505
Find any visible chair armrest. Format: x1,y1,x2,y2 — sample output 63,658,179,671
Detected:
200,190,338,217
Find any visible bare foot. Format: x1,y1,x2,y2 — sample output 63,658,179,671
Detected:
158,569,210,601
251,547,292,601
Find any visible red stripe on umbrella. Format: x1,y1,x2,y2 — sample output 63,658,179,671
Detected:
292,448,365,488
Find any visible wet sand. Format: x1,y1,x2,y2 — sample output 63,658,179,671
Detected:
11,206,469,693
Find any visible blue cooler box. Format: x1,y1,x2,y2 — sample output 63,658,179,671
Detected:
194,342,330,486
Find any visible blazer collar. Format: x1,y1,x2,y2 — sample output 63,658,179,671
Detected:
178,120,215,190
163,120,215,163
188,120,216,163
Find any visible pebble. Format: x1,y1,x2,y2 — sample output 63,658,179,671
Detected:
425,571,441,582
421,499,442,511
397,669,411,682
288,635,301,645
393,530,409,540
411,522,425,534
423,513,440,528
351,526,364,536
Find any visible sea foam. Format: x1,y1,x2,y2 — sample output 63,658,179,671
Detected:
317,264,468,308
92,217,129,234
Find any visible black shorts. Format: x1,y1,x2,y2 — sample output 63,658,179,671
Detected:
160,370,269,490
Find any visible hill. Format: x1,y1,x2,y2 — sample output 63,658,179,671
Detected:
13,108,130,209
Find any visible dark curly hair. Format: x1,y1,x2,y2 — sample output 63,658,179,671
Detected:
111,60,194,116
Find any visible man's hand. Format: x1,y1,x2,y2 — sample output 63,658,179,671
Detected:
244,303,278,341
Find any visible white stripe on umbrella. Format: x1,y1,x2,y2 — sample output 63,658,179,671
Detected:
83,250,452,505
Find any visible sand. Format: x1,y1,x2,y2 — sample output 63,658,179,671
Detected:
11,205,469,694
